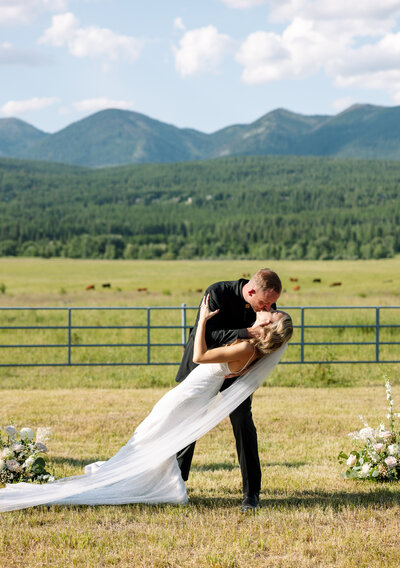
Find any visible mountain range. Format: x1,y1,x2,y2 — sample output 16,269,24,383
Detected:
1,103,400,167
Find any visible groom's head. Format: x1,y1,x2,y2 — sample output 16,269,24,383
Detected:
243,268,281,312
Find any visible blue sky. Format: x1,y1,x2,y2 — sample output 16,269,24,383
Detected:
1,0,400,133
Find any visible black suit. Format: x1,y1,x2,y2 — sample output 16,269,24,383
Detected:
176,278,268,497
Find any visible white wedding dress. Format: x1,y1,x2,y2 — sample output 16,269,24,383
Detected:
0,346,286,512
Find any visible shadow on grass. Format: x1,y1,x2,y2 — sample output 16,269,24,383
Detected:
192,460,308,472
191,461,238,472
23,488,400,516
189,488,400,511
50,456,104,468
264,461,308,468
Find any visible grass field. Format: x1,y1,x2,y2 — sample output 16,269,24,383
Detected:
1,383,400,567
0,258,400,567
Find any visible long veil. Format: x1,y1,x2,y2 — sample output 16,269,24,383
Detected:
0,345,286,512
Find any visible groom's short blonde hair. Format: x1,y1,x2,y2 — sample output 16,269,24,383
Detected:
251,268,282,294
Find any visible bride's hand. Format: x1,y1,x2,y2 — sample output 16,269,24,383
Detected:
199,294,219,322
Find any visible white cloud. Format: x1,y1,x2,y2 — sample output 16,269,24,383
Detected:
332,97,355,112
173,17,185,31
268,0,400,29
329,33,400,102
38,12,143,62
174,25,234,76
220,0,268,8
72,98,135,112
0,0,67,25
1,96,60,116
236,18,336,83
38,11,78,47
235,1,400,104
0,41,52,65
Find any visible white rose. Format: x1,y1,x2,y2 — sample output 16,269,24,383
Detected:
4,425,18,437
370,452,379,463
19,428,34,441
373,443,385,453
346,454,357,467
361,463,371,475
6,459,21,472
35,442,48,453
11,443,24,453
379,431,393,440
385,456,398,469
1,448,14,460
359,427,375,441
388,444,399,456
23,455,35,469
0,459,5,470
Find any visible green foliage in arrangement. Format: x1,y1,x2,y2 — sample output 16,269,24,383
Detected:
0,154,398,260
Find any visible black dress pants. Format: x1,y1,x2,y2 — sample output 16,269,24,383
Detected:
176,377,261,496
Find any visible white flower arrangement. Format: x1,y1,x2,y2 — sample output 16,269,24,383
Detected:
0,423,54,484
338,378,400,481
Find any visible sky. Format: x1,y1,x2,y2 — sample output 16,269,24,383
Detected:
1,0,400,134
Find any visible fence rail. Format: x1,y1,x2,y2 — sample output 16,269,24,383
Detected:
0,305,399,367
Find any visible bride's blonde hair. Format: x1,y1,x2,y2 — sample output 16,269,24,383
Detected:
249,312,293,356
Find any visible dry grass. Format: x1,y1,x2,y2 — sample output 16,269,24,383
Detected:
1,384,400,567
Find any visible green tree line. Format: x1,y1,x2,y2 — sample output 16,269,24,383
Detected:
0,155,398,260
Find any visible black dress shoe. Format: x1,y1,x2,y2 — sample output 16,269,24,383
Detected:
241,493,259,512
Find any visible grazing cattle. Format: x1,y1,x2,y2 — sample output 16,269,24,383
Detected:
196,289,203,293
330,282,342,287
137,287,148,292
86,284,95,291
242,273,251,278
290,277,298,282
313,278,321,283
102,283,111,288
293,285,300,291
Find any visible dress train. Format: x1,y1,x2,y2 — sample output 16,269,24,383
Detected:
0,345,286,512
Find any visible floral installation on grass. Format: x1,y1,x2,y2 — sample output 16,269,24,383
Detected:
338,378,400,481
0,424,54,484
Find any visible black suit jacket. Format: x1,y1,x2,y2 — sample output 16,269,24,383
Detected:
175,279,257,383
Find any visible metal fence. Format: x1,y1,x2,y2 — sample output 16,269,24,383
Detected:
0,305,399,367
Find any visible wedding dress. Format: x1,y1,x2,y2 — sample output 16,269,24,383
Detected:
0,345,286,512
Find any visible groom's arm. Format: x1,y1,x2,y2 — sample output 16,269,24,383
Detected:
203,286,249,348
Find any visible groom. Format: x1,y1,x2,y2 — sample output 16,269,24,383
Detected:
176,268,281,511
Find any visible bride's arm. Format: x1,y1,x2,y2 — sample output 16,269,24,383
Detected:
193,295,254,364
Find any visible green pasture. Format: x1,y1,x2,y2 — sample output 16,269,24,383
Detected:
0,257,399,387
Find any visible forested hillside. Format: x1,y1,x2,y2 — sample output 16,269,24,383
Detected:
0,155,398,260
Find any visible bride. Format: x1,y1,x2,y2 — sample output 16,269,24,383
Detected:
0,297,292,512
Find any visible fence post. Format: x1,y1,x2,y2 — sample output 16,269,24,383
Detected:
300,307,305,363
147,307,151,364
181,303,187,346
376,307,380,363
68,308,72,365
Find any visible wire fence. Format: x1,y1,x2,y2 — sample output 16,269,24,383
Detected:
0,305,399,367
